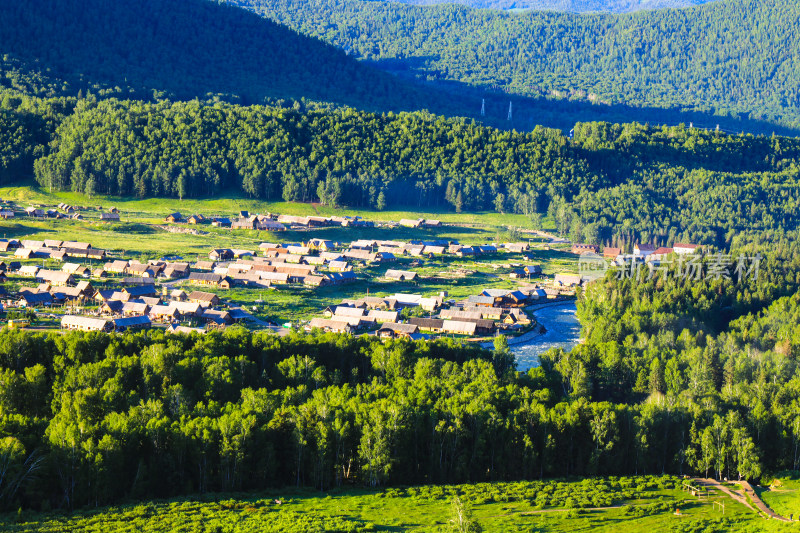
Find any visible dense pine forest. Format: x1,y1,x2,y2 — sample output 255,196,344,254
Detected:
1,238,799,509
384,0,716,12
2,88,797,246
242,0,800,133
1,0,793,134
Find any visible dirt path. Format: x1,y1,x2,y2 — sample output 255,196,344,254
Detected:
694,478,755,512
489,480,791,522
695,478,790,521
738,480,790,521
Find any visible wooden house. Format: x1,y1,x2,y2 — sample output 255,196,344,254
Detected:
441,320,478,336
554,273,583,287
408,317,445,333
309,318,354,334
188,272,224,286
385,270,418,282
187,291,220,307
571,243,599,255
377,322,419,339
209,249,233,261
112,315,151,332
36,270,74,287
61,316,112,332
149,305,181,323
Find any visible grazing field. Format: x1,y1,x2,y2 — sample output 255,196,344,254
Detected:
0,476,787,533
0,188,548,260
0,186,539,231
760,475,800,521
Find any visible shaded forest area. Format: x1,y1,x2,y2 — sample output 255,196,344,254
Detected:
244,0,800,133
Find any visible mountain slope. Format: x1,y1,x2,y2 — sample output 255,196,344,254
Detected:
380,0,718,13
0,0,455,112
0,0,792,135
239,0,800,132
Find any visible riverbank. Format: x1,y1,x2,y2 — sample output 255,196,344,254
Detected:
509,301,581,371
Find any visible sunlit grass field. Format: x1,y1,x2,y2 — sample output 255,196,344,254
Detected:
760,474,800,520
0,186,540,229
0,476,788,533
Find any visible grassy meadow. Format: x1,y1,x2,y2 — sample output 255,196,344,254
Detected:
761,474,800,520
0,476,790,533
0,186,541,231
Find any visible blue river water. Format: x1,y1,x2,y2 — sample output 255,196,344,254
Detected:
511,302,581,371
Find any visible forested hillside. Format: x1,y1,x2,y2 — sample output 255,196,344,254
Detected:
385,0,716,13
0,0,464,114
16,93,800,246
242,0,800,132
1,238,800,509
0,0,790,134
2,0,800,247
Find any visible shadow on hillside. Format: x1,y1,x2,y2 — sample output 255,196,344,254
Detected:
369,58,800,137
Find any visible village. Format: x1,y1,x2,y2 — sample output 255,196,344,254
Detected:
0,200,703,343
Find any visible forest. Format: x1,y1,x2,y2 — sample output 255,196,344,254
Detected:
2,88,797,247
1,0,792,135
244,0,800,133
387,0,715,11
1,237,800,510
0,0,461,114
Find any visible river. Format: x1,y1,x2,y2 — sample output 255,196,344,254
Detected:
512,301,581,371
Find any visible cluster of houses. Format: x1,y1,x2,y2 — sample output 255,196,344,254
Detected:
571,242,702,260
59,287,254,334
2,239,107,261
0,234,255,334
0,200,75,219
308,286,546,340
346,239,528,259
555,242,705,287
0,221,558,338
6,267,252,331
164,210,453,232
195,253,357,289
398,218,442,228
10,203,119,221
199,239,538,290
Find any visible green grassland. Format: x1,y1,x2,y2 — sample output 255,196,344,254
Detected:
0,476,789,533
760,475,800,520
0,186,538,230
0,195,546,261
